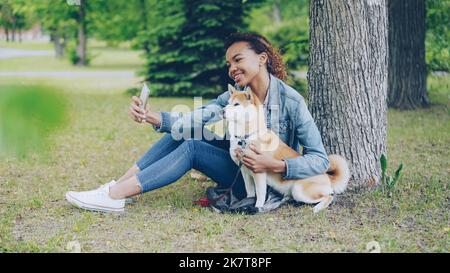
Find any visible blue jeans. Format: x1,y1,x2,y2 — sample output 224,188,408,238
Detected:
135,133,247,199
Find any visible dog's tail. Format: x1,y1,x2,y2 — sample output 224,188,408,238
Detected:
326,155,351,194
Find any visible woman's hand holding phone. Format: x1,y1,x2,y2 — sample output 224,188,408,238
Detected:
129,96,161,127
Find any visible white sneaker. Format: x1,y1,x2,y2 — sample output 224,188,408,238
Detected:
101,180,134,204
66,183,125,213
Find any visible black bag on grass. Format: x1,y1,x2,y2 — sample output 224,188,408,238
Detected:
204,186,295,215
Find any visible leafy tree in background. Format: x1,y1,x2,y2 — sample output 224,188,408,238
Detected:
246,0,309,95
247,0,309,71
0,1,14,41
32,0,142,65
142,0,254,97
0,0,33,42
30,0,87,64
32,1,78,58
426,0,450,72
89,0,143,47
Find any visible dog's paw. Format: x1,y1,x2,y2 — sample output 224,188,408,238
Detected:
255,203,265,208
233,205,260,215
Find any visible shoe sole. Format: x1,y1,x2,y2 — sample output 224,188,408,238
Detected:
66,192,124,213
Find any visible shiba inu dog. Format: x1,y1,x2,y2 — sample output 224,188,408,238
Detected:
224,84,350,213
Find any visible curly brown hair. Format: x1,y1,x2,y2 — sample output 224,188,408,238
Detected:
224,32,288,81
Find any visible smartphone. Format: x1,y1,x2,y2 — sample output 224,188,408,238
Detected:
139,83,150,111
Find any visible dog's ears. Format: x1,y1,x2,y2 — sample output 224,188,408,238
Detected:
228,85,254,101
228,84,236,94
244,86,253,101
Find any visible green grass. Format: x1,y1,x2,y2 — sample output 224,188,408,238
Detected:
0,40,143,72
0,40,53,50
0,42,448,252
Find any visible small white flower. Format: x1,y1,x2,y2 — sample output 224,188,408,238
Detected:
66,241,81,253
366,240,381,253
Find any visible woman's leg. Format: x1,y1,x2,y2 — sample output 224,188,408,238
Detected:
114,133,184,184
109,139,246,200
116,164,140,183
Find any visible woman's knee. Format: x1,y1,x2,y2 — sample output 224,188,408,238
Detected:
182,138,200,152
181,139,213,163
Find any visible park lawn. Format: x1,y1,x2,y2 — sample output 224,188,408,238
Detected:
0,41,448,252
0,40,54,51
0,40,143,72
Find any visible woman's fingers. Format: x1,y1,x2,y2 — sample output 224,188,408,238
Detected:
242,150,256,160
132,96,152,115
132,96,142,106
129,105,141,117
129,110,139,122
235,148,243,160
131,104,145,116
248,144,261,155
129,106,145,123
129,108,141,122
130,96,149,124
242,157,254,166
130,103,147,121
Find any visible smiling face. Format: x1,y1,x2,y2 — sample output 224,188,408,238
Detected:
225,41,268,87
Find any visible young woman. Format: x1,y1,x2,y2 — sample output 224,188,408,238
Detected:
65,32,329,213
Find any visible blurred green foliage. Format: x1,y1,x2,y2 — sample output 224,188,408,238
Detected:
247,0,309,71
247,0,309,95
0,85,67,158
426,0,450,72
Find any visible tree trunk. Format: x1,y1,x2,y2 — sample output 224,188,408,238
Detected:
76,0,87,66
52,32,65,58
388,0,428,109
273,0,282,24
11,18,16,42
308,0,388,191
5,28,9,42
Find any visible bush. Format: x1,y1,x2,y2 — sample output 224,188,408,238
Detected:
426,0,450,72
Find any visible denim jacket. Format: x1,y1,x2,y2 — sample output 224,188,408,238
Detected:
153,74,330,180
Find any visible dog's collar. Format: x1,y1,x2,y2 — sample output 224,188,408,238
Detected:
234,131,259,148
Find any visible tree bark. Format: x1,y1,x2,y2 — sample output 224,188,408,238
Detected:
11,16,16,42
52,32,65,58
308,0,388,191
76,0,87,66
388,0,428,109
5,28,9,42
273,0,282,24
